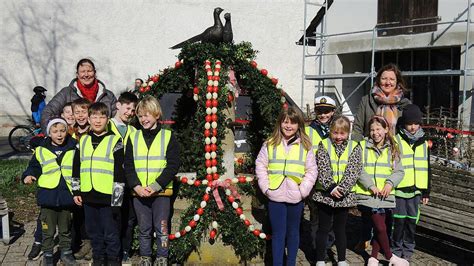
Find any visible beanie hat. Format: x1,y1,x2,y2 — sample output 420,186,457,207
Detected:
46,118,68,135
401,104,423,125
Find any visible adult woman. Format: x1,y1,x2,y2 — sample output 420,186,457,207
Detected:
40,58,116,132
352,64,411,141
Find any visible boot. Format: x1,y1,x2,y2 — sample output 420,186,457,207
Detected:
61,250,78,266
139,256,152,266
367,257,379,266
84,248,93,261
389,254,409,266
74,239,92,259
154,257,168,266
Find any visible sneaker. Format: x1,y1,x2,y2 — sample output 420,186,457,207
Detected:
43,253,54,266
27,242,42,260
337,261,349,266
139,256,153,266
389,254,409,266
154,257,168,266
61,250,78,266
316,261,326,266
367,257,379,266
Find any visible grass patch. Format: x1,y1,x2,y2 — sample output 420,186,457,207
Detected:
0,158,39,223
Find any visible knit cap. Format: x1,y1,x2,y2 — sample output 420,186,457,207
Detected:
46,118,68,135
401,104,423,125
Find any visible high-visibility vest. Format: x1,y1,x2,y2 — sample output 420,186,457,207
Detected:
313,139,357,191
395,135,429,189
130,129,173,195
108,120,136,148
354,140,395,195
305,126,328,154
79,135,120,195
35,147,74,193
267,140,307,190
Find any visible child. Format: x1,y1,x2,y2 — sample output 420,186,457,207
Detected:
22,118,77,266
71,98,91,140
108,91,138,262
31,86,47,127
305,95,337,257
256,106,317,266
355,116,409,266
61,102,76,136
124,95,180,266
72,102,124,266
311,116,362,266
392,104,431,261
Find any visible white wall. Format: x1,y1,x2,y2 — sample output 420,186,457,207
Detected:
0,0,307,135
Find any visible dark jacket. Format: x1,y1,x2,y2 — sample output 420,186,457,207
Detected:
396,129,431,198
352,94,411,141
124,124,181,192
41,79,117,132
72,131,124,206
22,136,77,208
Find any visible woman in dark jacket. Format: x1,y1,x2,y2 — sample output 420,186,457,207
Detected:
352,64,411,141
40,58,117,132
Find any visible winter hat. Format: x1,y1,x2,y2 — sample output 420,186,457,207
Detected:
401,104,423,125
46,118,68,135
33,86,47,93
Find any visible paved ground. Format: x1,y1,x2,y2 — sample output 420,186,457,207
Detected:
0,204,458,266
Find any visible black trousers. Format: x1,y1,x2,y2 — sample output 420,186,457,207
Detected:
316,203,349,262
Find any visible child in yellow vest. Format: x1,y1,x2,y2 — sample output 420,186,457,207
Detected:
311,116,362,266
22,118,77,266
72,102,124,265
393,104,431,261
124,96,180,266
71,98,91,141
256,106,317,266
355,116,409,266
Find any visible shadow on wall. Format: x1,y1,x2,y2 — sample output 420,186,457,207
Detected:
0,2,78,124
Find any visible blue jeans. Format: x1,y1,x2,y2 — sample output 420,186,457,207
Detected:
83,204,121,260
268,200,304,266
133,197,170,258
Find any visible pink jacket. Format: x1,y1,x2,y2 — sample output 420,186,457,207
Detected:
256,138,317,204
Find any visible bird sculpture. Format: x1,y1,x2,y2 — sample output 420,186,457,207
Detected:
171,7,224,49
222,13,233,43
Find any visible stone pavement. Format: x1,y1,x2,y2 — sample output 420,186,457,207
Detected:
0,209,457,266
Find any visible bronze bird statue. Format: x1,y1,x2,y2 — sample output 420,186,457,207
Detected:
223,13,233,43
171,7,224,49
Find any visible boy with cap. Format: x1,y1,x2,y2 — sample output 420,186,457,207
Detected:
392,104,431,261
305,95,337,260
22,118,77,266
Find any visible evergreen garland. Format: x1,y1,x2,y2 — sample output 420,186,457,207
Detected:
137,41,284,262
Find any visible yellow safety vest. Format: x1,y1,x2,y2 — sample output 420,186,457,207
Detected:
395,135,429,189
108,120,136,148
314,139,357,191
267,140,308,190
130,129,173,195
305,126,328,154
79,135,120,195
354,140,395,196
35,147,75,193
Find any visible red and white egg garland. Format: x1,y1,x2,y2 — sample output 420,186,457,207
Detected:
249,60,287,109
167,59,270,241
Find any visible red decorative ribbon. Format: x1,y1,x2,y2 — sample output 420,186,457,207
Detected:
422,125,474,136
212,180,241,211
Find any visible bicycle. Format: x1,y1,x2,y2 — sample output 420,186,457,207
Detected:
8,119,43,152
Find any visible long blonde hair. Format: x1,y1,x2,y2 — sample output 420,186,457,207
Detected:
267,106,312,151
368,115,400,163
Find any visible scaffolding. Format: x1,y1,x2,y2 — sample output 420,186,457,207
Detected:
300,0,474,127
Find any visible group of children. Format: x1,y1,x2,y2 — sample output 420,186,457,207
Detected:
257,96,430,266
23,93,179,266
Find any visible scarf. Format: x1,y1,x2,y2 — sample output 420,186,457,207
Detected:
77,79,99,103
401,128,425,144
310,120,330,139
372,85,403,133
